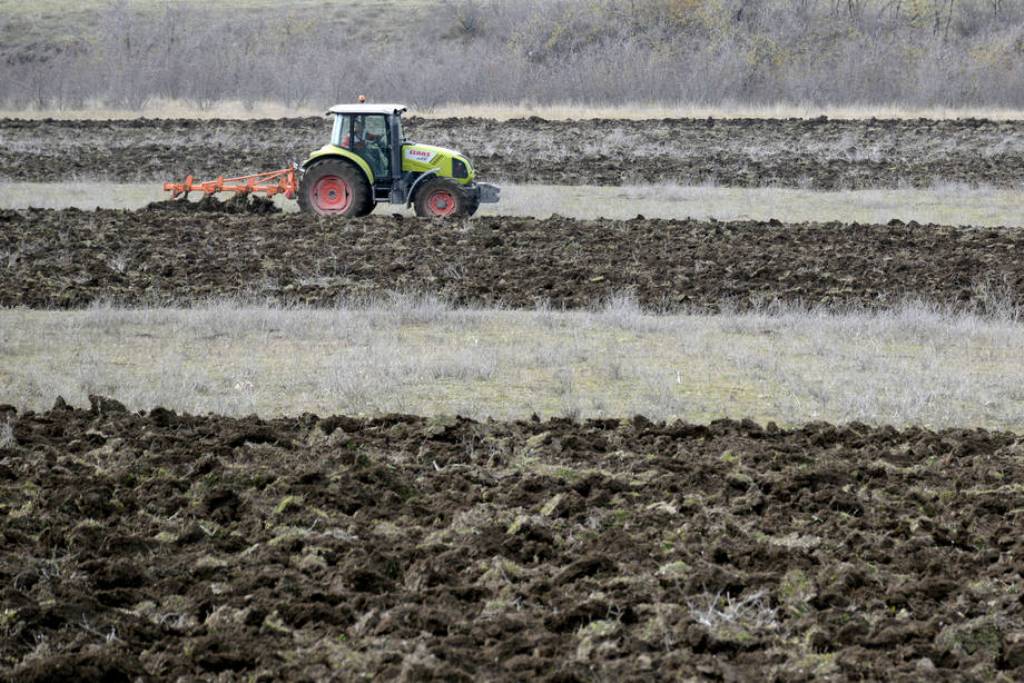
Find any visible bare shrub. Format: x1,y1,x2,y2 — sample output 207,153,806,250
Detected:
2,1,1024,110
687,590,779,636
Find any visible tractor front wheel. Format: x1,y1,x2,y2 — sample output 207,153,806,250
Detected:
414,178,470,219
297,160,372,217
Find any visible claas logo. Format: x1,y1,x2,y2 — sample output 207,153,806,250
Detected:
407,149,434,160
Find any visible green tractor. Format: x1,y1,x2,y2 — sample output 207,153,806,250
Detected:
299,103,499,218
164,102,500,218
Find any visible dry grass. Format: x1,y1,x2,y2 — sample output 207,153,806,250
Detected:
419,102,1024,122
491,183,1024,228
0,0,421,12
0,100,328,121
688,591,779,636
1,296,1022,430
2,181,1022,228
0,183,230,211
3,99,1024,121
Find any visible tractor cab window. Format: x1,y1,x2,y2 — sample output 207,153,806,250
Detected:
331,115,349,148
339,114,390,180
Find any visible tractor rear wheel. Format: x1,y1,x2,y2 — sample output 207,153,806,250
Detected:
298,159,372,217
414,178,470,218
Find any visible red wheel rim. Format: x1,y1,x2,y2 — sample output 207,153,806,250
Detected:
311,176,351,213
426,189,458,217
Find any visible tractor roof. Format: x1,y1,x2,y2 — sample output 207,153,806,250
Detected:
327,104,408,116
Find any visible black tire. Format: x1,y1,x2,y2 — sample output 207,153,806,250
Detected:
465,192,481,217
297,159,372,217
355,200,377,218
413,178,470,218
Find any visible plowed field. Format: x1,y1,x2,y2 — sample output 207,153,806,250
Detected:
2,116,1022,188
3,112,1024,682
2,207,1022,311
2,399,1023,680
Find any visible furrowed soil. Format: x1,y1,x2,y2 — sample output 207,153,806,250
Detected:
2,117,1023,189
2,400,1023,680
2,208,1023,311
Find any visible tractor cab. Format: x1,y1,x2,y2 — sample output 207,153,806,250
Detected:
294,102,501,217
328,104,406,187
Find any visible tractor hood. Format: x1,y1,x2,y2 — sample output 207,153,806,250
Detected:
401,143,475,183
402,143,461,166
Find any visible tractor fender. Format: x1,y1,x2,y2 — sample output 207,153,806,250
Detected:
405,169,440,207
302,146,374,185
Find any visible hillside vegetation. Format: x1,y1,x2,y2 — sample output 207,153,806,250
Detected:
1,0,1022,111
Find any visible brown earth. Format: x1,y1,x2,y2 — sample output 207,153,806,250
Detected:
1,399,1022,680
1,208,1022,312
2,116,1023,189
144,194,280,215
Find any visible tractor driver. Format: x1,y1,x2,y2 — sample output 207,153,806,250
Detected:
345,117,380,148
344,116,388,178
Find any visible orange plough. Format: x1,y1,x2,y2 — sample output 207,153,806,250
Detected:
163,166,298,199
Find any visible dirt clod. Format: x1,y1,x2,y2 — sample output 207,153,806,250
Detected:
144,194,281,215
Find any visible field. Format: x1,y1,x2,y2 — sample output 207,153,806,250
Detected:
3,402,1023,681
3,117,1024,189
2,207,1024,312
6,182,1024,229
4,300,1024,431
2,112,1024,681
3,10,1024,674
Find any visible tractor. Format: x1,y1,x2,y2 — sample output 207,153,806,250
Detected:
164,102,500,218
